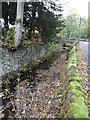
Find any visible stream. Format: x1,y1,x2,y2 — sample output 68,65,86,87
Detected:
1,48,68,119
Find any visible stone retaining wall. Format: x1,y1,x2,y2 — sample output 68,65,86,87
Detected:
2,42,65,80
1,40,73,80
1,40,74,77
60,44,89,118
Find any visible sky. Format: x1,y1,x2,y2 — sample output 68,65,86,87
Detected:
62,0,90,18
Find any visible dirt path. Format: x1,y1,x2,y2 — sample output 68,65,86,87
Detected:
76,43,89,116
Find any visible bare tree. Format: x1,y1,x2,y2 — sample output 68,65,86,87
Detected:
14,0,24,48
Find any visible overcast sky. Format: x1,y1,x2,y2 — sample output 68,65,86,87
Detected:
62,0,90,18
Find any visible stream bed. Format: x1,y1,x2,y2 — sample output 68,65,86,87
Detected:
1,48,68,119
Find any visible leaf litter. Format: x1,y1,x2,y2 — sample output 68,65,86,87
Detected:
14,53,67,118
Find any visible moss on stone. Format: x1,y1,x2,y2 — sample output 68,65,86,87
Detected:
67,81,84,94
67,70,79,76
60,45,88,119
69,96,86,105
68,76,81,83
60,96,88,118
65,101,88,118
68,81,82,89
69,50,76,55
67,64,77,71
67,65,79,73
6,71,18,80
62,86,84,103
68,76,81,82
62,89,67,101
60,109,65,118
18,66,27,72
68,58,77,64
67,57,77,63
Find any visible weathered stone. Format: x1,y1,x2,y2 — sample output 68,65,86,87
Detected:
67,92,73,99
1,42,65,78
60,45,88,119
70,66,76,72
64,94,67,101
69,74,75,78
76,86,82,92
69,116,75,120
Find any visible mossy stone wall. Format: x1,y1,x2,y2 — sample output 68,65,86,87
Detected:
60,43,88,119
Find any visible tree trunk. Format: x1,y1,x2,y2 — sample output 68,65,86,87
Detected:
2,2,9,30
4,17,9,30
14,0,24,48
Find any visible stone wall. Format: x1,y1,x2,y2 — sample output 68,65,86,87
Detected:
1,44,46,77
1,39,72,78
1,42,66,79
60,44,88,118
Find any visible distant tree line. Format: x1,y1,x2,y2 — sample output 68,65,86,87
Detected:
60,11,88,39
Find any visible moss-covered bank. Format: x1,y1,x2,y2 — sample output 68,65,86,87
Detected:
60,43,89,119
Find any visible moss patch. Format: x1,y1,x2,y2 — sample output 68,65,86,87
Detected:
65,101,88,118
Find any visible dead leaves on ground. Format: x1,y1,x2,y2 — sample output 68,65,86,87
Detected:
76,43,88,100
14,55,66,118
